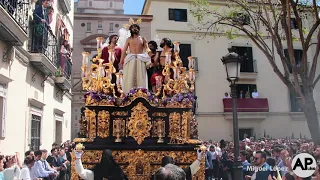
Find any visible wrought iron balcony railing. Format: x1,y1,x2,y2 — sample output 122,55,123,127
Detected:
0,0,29,33
57,53,72,80
30,23,58,67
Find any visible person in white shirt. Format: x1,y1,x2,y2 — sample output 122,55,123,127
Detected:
223,92,231,99
19,155,35,180
74,149,128,180
251,89,259,98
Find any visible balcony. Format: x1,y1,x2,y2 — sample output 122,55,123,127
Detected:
54,54,72,90
239,59,258,80
223,98,269,112
0,0,29,45
29,24,58,76
59,0,71,14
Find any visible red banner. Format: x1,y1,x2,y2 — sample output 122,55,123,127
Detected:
223,98,269,112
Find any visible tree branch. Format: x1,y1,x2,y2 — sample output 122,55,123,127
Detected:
310,30,320,86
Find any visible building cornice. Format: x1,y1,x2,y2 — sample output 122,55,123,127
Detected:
197,111,320,117
80,34,109,45
74,13,153,22
14,46,30,66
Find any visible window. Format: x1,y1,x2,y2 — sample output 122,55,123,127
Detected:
109,23,114,32
89,1,92,7
98,21,102,29
290,86,304,112
168,9,188,22
31,114,41,151
284,49,303,73
110,1,114,8
0,84,7,139
179,44,192,68
87,22,91,31
236,84,257,98
232,46,255,73
290,18,298,29
233,13,250,25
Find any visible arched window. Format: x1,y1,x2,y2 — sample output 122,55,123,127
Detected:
110,1,114,8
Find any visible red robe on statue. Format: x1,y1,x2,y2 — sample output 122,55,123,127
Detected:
100,46,122,72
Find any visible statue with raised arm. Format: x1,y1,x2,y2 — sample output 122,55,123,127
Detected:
119,18,152,95
74,150,128,180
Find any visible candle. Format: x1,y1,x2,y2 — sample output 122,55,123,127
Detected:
119,73,123,87
99,67,105,77
173,68,177,80
82,52,89,65
188,56,194,69
116,73,120,85
168,52,172,64
96,38,101,49
174,41,180,53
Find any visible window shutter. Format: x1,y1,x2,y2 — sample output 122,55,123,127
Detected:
181,9,188,22
168,9,175,20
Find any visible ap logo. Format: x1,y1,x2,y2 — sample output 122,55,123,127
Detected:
291,153,317,178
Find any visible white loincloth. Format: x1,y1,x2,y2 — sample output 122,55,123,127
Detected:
122,53,151,95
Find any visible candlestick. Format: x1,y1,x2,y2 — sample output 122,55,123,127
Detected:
173,41,180,53
188,56,194,69
99,67,105,77
82,52,89,65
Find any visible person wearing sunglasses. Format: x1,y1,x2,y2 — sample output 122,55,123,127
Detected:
245,151,270,180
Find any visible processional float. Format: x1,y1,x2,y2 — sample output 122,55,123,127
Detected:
72,35,205,179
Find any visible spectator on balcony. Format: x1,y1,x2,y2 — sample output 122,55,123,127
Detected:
245,90,251,98
32,0,50,53
239,90,244,99
252,89,259,98
223,92,231,99
60,40,70,75
47,6,54,24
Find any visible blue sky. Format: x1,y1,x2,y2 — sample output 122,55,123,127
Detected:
74,0,145,15
123,0,144,15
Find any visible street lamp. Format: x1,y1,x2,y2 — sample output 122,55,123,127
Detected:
221,47,243,180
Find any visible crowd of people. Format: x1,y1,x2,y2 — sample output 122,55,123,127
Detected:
0,140,73,180
203,136,320,180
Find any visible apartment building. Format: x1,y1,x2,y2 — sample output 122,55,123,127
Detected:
71,0,153,138
0,0,74,154
142,0,320,141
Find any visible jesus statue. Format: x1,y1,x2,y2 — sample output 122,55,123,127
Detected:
119,19,152,94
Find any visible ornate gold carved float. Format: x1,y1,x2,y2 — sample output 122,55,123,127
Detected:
73,36,202,179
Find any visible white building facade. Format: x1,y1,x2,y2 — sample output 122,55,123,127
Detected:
142,0,320,141
0,0,74,155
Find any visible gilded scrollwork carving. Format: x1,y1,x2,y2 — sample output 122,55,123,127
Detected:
112,111,128,116
152,112,167,117
71,150,205,180
113,118,125,142
169,112,183,144
81,150,103,163
97,110,110,138
84,108,97,139
127,102,151,145
182,111,192,141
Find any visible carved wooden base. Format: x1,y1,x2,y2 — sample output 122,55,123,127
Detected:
71,149,205,180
